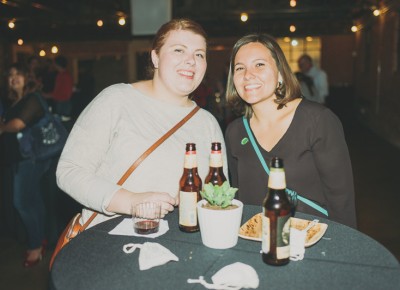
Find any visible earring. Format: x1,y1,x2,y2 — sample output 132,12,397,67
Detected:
275,81,284,98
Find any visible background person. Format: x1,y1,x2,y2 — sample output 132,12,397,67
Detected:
0,63,52,267
297,54,329,105
224,33,356,228
56,18,227,228
43,56,74,119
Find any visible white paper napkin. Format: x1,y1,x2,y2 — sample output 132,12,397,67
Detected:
109,218,169,238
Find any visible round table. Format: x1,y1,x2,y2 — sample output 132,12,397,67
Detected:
50,205,400,290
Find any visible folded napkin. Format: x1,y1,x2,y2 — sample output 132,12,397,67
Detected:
188,262,259,290
123,242,179,270
109,218,169,238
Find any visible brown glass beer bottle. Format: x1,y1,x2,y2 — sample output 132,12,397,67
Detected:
204,142,227,186
262,157,291,265
179,143,202,232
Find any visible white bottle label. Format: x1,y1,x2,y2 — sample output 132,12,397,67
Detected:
268,168,286,189
261,214,270,254
179,191,198,226
209,151,223,167
184,152,197,168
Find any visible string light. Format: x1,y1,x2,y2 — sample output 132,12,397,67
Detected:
51,46,59,54
8,20,15,29
118,17,126,26
97,20,104,27
289,25,296,32
39,50,46,57
373,9,380,16
17,39,24,45
290,0,296,8
351,25,358,32
240,13,248,22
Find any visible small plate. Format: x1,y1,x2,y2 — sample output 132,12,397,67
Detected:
238,213,328,247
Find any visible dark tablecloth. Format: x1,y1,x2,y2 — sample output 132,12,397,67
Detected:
50,205,400,290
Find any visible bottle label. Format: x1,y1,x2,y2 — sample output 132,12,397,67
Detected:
261,212,291,259
268,168,286,189
179,191,198,226
261,213,270,254
209,151,223,167
184,152,197,169
276,215,291,259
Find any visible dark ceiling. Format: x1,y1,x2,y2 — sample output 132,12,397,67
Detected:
0,0,378,42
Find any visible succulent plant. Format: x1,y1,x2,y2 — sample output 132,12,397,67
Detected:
200,181,238,208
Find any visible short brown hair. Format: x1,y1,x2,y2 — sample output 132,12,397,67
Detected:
146,18,207,78
226,33,301,117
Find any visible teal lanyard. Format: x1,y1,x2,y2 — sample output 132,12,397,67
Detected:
242,116,328,216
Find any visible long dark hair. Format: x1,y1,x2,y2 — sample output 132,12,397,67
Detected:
226,33,301,117
7,62,40,103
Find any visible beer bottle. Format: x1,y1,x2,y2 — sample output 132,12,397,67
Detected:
262,157,291,265
179,143,202,232
204,142,227,186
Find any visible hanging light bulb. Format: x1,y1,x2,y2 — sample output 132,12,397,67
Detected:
118,17,126,26
289,25,296,32
373,9,380,16
17,39,24,45
39,50,46,57
351,25,358,32
51,46,59,54
240,13,248,22
97,20,104,27
290,0,296,8
8,21,15,29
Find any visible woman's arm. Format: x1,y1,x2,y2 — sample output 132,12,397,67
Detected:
0,118,26,134
56,88,176,217
311,108,357,228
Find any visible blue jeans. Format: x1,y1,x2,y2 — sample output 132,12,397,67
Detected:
12,159,51,249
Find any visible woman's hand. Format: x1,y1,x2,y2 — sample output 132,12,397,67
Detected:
133,191,178,217
107,188,178,218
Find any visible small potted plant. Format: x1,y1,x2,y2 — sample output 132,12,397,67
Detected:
197,181,243,249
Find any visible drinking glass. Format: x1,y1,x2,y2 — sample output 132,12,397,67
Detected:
132,202,161,235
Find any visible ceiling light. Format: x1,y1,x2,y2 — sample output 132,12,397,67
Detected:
240,13,248,22
373,9,380,16
290,0,296,8
289,25,296,33
51,46,59,54
97,20,104,27
8,21,15,29
39,50,46,57
118,17,126,26
17,39,24,45
351,25,358,32
291,39,298,46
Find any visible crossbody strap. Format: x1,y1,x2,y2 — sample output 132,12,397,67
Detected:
81,106,201,229
242,116,328,216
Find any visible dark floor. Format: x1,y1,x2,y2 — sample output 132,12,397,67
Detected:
0,91,399,290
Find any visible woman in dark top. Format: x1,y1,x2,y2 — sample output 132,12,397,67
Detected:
225,33,356,228
0,63,51,267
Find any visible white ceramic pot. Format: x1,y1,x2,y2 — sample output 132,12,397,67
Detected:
197,199,243,249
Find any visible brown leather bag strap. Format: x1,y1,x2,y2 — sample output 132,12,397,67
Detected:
80,105,200,230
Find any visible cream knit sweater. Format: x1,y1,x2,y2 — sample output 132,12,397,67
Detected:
56,83,227,226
